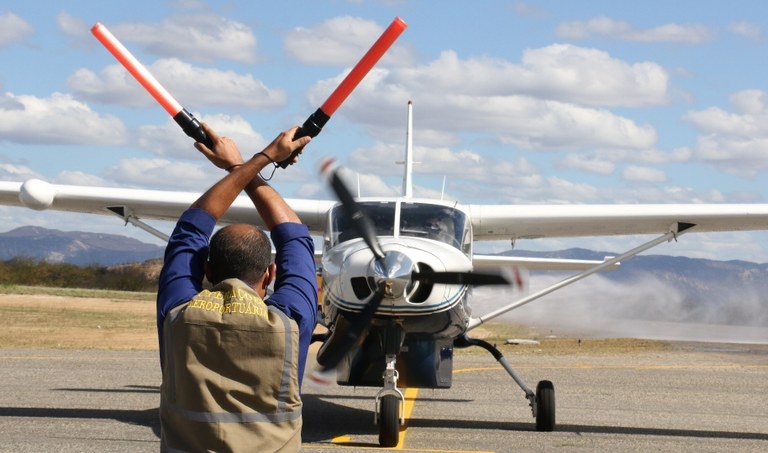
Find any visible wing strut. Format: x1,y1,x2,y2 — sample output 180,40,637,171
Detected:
467,222,696,330
106,206,170,242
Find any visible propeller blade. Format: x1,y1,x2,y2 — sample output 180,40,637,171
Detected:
316,288,385,370
320,158,385,260
412,268,523,287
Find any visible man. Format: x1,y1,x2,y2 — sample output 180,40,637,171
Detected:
156,123,317,452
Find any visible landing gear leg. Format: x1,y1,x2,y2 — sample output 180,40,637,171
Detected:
374,326,405,447
454,334,555,431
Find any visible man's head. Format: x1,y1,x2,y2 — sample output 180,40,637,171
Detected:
206,224,272,289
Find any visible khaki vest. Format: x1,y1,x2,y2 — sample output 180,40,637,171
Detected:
160,279,302,453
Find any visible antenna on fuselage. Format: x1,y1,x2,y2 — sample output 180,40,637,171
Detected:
440,176,446,200
402,100,414,198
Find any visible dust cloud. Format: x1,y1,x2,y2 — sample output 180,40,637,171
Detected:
470,273,768,344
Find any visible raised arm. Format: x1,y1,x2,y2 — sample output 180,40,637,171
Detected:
192,123,311,222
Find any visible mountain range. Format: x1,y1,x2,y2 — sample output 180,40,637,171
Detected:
0,226,165,266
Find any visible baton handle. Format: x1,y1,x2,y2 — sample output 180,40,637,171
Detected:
173,108,214,149
277,108,330,168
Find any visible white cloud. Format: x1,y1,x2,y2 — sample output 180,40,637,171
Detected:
0,12,33,48
283,16,415,66
582,147,692,166
349,142,484,177
730,21,762,41
729,89,767,115
557,16,711,44
392,46,669,107
511,2,549,19
56,170,109,186
304,46,662,153
56,11,88,39
0,92,127,145
496,98,656,150
622,165,666,183
110,15,258,64
685,89,768,176
68,58,286,110
557,154,616,175
104,157,215,189
0,163,42,181
137,113,267,158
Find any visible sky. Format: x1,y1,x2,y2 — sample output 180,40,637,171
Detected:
3,0,768,262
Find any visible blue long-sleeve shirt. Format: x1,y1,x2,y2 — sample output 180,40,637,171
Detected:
156,207,318,386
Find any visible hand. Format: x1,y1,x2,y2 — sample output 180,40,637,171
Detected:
194,122,244,170
261,126,312,165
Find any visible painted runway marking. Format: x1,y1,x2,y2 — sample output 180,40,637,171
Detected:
328,387,493,452
394,387,419,449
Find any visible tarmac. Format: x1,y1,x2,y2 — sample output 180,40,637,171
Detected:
1,343,767,452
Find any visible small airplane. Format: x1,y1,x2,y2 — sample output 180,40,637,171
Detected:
4,101,768,447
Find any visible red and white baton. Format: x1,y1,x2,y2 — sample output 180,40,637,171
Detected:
91,22,213,148
280,17,407,168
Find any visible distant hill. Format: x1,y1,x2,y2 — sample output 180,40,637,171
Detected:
0,226,165,266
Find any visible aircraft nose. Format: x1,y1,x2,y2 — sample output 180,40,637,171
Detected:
371,250,414,299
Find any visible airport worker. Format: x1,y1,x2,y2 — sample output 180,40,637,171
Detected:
156,123,318,452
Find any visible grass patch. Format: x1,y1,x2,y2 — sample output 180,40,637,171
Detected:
0,289,156,350
0,284,155,301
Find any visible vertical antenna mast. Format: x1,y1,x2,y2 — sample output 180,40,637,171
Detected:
402,101,414,198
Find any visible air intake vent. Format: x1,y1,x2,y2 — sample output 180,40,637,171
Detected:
408,263,433,303
350,277,372,299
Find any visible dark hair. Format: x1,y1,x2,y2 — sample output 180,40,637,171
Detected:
207,224,271,286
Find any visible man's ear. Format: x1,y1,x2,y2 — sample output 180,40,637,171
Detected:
261,263,277,293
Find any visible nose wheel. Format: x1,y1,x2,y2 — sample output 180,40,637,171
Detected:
377,393,401,447
374,353,405,448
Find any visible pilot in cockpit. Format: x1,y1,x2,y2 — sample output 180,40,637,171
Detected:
425,211,456,246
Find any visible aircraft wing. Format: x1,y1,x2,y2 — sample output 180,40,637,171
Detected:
0,179,336,234
467,203,768,241
5,179,768,244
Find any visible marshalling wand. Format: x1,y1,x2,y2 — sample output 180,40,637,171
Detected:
278,16,407,168
92,17,407,167
91,22,213,148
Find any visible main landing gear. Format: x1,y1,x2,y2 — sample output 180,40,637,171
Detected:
454,334,555,432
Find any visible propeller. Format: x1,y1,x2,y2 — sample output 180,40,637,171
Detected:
412,268,522,287
320,158,385,261
314,158,519,371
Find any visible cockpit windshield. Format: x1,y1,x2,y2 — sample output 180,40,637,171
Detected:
327,201,470,254
399,203,467,251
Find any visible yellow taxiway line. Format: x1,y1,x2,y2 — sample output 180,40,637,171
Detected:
327,387,494,452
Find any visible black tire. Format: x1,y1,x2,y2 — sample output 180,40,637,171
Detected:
535,380,555,432
378,394,401,447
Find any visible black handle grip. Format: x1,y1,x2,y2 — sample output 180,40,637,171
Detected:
276,108,330,168
173,108,213,149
